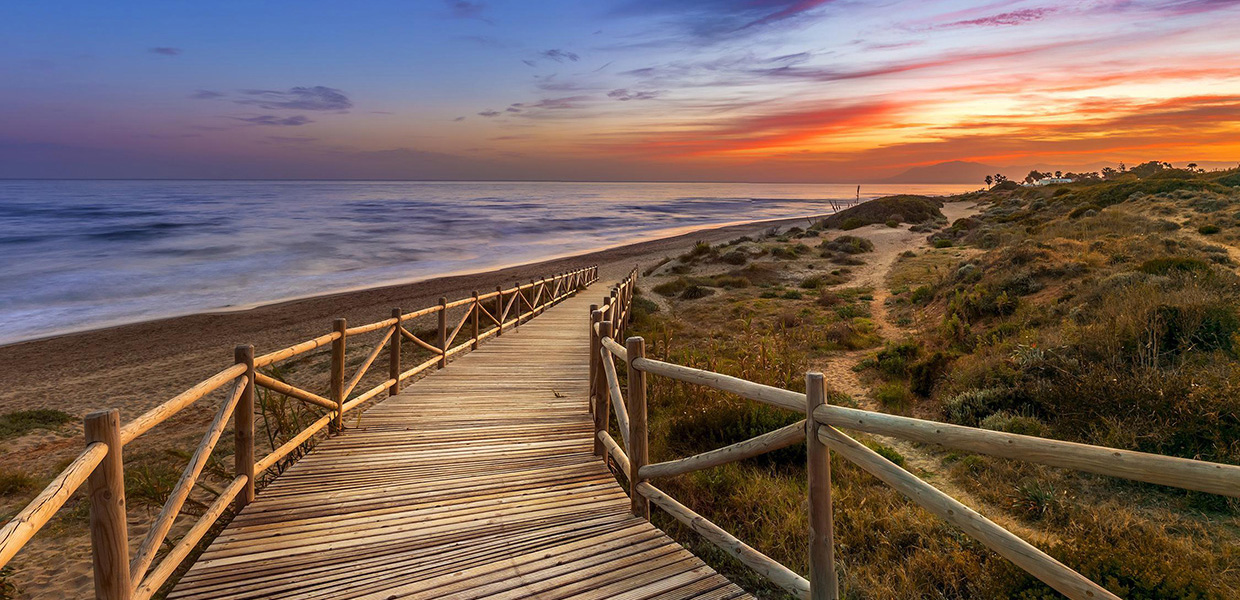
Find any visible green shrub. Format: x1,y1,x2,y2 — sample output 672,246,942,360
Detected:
652,278,689,297
821,235,875,254
862,439,906,466
840,217,866,230
631,294,659,317
831,255,866,266
0,468,38,496
979,411,1046,436
834,303,867,319
711,275,751,289
1007,479,1062,522
770,245,804,259
1137,256,1212,275
800,276,823,289
720,250,749,265
910,285,934,305
943,387,1016,426
0,409,73,440
781,290,803,300
1077,178,1229,208
1199,224,1221,235
680,285,715,300
934,239,954,248
1069,204,1101,219
875,381,912,410
1153,303,1240,356
679,240,715,262
823,195,945,229
874,341,919,378
909,351,951,397
885,219,899,228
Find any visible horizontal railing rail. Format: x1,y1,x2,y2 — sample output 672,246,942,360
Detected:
0,265,598,600
588,274,1240,600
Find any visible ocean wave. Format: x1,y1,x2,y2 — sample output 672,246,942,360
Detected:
0,180,971,344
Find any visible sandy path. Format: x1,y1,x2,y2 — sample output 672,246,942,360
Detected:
813,204,993,492
809,202,1063,546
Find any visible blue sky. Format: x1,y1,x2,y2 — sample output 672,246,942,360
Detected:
2,1,1239,180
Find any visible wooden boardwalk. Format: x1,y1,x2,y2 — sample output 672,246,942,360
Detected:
170,288,753,599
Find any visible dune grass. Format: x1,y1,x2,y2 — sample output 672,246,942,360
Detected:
628,171,1240,598
0,409,73,441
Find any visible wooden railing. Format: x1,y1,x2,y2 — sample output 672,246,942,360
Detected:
0,265,598,600
590,275,1240,600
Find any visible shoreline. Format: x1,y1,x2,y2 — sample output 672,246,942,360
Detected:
0,214,818,424
1,214,824,349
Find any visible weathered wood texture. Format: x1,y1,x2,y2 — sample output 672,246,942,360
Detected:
171,286,751,600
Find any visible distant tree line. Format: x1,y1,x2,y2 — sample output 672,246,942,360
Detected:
986,160,1212,188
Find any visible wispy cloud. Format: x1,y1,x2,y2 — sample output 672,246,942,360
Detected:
149,47,181,56
267,135,317,143
614,0,835,41
530,96,591,109
608,89,659,101
540,49,580,63
190,90,224,99
943,8,1055,28
444,0,487,19
237,87,352,111
234,115,313,126
477,110,502,117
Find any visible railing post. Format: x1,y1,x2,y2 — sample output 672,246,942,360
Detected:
627,336,649,519
437,297,448,367
610,290,620,340
589,306,601,416
84,409,131,600
389,308,402,395
234,345,256,510
593,317,608,459
331,318,346,433
471,291,480,350
495,286,504,336
807,372,838,600
514,284,522,330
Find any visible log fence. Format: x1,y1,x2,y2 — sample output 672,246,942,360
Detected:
0,265,597,600
590,272,1240,600
10,258,1233,600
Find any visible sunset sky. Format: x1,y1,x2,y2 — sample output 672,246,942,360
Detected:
3,0,1239,181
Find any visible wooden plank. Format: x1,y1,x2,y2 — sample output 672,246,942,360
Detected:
170,279,752,600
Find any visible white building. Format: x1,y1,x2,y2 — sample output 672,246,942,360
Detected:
1029,177,1073,186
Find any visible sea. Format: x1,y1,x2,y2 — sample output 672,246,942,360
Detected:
0,180,973,345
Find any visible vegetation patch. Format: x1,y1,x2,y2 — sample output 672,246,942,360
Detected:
0,468,39,496
818,195,945,229
820,235,875,254
0,409,73,440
